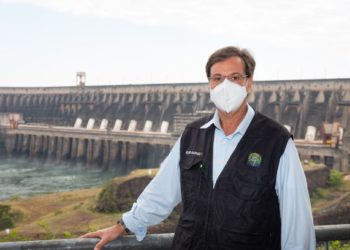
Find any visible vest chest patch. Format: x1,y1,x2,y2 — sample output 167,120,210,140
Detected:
247,152,262,167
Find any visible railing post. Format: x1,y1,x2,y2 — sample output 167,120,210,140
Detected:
324,241,329,250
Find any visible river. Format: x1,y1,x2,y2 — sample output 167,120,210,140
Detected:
0,158,123,200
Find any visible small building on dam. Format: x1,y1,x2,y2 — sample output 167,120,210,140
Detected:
0,78,349,172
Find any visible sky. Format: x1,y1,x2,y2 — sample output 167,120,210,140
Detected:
0,0,349,87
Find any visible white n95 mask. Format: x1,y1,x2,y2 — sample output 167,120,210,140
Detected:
210,79,247,113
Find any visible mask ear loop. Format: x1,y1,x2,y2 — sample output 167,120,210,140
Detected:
244,77,253,101
241,55,253,94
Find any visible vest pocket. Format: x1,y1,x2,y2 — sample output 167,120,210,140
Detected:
231,173,269,201
180,155,203,170
220,227,267,249
180,156,203,195
172,219,195,250
180,156,208,218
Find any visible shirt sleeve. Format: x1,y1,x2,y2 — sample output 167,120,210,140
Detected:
276,138,316,250
122,137,182,241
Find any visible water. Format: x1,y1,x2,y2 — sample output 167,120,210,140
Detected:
0,158,122,200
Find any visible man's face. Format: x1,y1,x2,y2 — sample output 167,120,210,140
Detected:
209,56,253,93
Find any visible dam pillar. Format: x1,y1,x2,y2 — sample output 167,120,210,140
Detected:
135,143,143,167
76,139,87,162
70,138,78,161
56,137,63,161
86,139,94,165
33,135,43,157
29,135,36,158
5,134,16,154
102,140,110,167
21,134,30,155
47,136,57,158
42,135,49,157
108,141,119,167
296,91,310,139
127,142,138,163
92,139,102,165
62,137,71,160
121,141,128,164
14,134,22,154
256,92,265,113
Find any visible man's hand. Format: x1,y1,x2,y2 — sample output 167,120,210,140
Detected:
80,224,126,250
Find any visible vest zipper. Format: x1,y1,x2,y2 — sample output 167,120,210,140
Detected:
204,179,213,250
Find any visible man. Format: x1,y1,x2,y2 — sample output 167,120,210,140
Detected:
82,46,316,250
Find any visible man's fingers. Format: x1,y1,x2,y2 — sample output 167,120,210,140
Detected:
80,231,101,238
81,225,121,249
94,238,108,250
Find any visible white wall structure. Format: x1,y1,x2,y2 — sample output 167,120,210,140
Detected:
305,126,316,141
0,113,24,125
113,119,122,131
99,119,108,130
74,118,83,128
128,120,137,132
86,118,95,129
339,127,344,141
160,121,169,133
143,120,153,132
76,72,86,87
284,125,291,133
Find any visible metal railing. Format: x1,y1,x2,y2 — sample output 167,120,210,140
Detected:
316,224,350,249
0,224,349,250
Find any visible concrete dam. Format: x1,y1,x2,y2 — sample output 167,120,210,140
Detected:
1,78,350,171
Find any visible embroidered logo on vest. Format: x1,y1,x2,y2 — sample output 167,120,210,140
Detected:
247,152,262,167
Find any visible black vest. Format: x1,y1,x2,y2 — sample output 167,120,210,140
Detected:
171,112,291,250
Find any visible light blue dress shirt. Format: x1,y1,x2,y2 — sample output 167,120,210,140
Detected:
123,104,316,250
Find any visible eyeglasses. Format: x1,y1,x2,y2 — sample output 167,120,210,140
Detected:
209,73,248,87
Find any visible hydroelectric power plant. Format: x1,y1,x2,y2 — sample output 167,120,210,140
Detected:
1,78,350,173
1,78,350,249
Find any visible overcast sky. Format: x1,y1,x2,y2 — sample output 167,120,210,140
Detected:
0,0,349,86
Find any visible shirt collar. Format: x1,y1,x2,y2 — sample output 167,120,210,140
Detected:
200,104,255,137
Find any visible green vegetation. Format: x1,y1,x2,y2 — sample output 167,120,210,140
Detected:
311,169,345,205
0,205,14,230
329,169,344,187
329,241,350,250
0,187,114,241
37,219,55,240
0,204,23,230
312,187,330,204
95,180,119,213
9,195,20,202
62,231,74,239
317,241,350,250
0,230,27,242
95,169,157,213
0,167,346,243
0,169,165,241
302,160,325,171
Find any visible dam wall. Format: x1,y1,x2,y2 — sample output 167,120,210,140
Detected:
3,126,173,170
1,78,350,170
0,79,349,136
